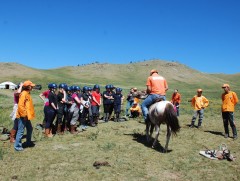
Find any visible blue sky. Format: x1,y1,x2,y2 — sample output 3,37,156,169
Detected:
0,0,239,74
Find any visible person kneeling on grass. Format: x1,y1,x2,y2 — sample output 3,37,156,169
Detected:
14,80,35,151
130,102,141,118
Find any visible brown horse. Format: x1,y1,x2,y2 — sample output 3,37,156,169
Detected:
146,101,180,152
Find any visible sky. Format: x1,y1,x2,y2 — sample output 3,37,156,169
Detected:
0,0,240,74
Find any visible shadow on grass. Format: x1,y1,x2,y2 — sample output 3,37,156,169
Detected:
204,130,224,136
124,133,172,153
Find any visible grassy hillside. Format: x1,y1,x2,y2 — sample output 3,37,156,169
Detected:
1,60,240,92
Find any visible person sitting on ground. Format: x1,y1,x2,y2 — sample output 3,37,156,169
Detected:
189,89,209,128
130,102,141,118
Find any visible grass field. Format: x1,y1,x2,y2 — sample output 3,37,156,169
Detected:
0,87,240,181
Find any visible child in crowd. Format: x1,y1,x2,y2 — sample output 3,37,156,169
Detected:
130,102,141,118
45,83,58,137
91,84,101,125
113,88,124,122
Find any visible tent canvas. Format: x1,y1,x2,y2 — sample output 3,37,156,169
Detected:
0,81,17,90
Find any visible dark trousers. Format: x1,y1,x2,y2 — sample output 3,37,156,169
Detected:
57,105,64,124
114,104,121,114
45,107,56,129
222,112,237,136
92,105,100,117
80,107,93,125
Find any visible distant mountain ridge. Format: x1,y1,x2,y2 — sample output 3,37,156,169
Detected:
0,60,239,90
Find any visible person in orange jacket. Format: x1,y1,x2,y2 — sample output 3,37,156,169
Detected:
189,89,209,128
171,89,181,116
221,84,238,139
14,80,35,151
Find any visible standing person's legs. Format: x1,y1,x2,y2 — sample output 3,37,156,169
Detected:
222,112,229,138
228,112,237,139
175,103,180,116
14,118,25,151
42,106,47,128
25,120,33,146
197,109,204,128
92,105,99,125
10,118,19,143
190,110,199,128
57,106,64,134
45,108,56,137
104,104,110,122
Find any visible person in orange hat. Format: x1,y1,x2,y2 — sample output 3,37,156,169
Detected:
141,69,168,123
14,80,36,151
171,89,181,116
130,102,141,118
189,89,209,128
221,84,238,139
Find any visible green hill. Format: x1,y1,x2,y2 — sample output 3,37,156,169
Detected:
0,60,239,91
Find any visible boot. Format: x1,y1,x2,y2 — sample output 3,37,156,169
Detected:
57,124,63,135
10,129,16,143
45,128,53,138
114,114,118,122
94,116,99,125
70,125,78,134
232,126,238,140
197,122,202,129
105,113,109,122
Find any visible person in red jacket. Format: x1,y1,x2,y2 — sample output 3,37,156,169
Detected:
171,89,181,116
221,84,238,139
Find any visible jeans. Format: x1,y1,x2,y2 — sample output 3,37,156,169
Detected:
191,109,204,126
141,94,166,121
14,118,33,151
222,112,237,136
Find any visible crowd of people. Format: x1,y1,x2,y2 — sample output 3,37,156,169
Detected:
8,69,239,151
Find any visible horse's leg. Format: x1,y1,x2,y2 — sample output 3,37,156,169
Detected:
164,125,171,153
149,122,154,140
146,120,150,142
152,125,160,148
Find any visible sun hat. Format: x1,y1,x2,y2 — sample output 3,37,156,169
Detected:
222,84,230,88
150,69,158,75
23,80,35,87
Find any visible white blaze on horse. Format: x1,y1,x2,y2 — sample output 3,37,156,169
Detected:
146,100,180,152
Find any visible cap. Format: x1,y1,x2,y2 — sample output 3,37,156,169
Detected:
222,84,230,88
133,87,137,91
23,80,35,87
150,69,158,75
197,89,202,92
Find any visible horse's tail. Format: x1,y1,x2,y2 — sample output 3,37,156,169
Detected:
165,103,180,135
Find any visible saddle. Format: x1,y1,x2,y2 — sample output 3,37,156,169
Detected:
153,98,164,104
